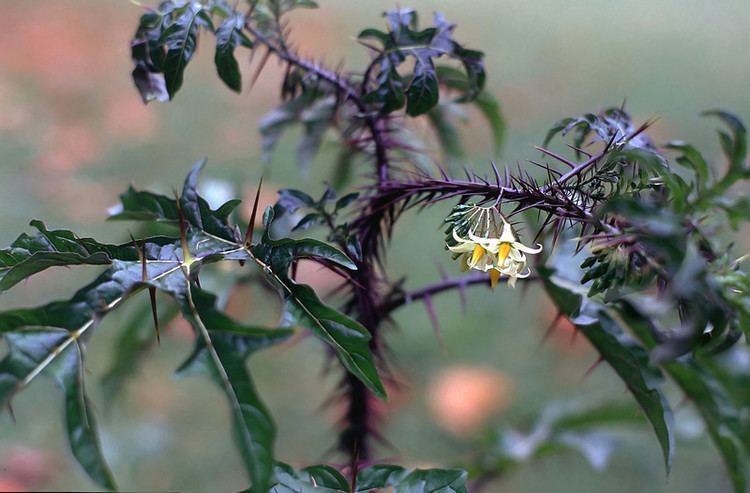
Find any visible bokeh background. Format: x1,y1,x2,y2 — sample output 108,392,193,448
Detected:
1,0,748,491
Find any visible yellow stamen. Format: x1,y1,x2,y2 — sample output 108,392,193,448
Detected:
471,244,485,267
489,269,501,289
498,243,511,263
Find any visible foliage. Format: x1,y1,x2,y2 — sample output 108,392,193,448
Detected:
1,0,748,491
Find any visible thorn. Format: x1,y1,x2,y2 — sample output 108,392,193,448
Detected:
250,47,272,89
535,146,576,169
291,259,299,281
581,356,605,382
350,441,360,493
245,175,264,247
422,295,445,350
174,192,192,264
6,403,16,423
566,143,592,158
490,160,502,187
149,287,160,345
539,312,563,349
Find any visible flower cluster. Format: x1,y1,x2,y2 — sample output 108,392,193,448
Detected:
446,205,542,288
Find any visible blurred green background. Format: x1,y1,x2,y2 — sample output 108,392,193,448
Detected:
0,0,748,491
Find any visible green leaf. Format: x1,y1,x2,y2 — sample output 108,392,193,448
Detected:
181,159,241,243
252,212,384,398
282,282,384,398
617,302,747,493
259,95,313,165
664,140,710,189
162,2,206,98
130,10,170,103
297,96,336,173
473,90,505,157
271,464,467,493
358,28,391,46
435,66,504,156
270,463,349,492
108,186,180,222
215,14,250,92
703,110,747,174
406,62,439,116
109,160,240,244
427,105,465,161
483,400,646,478
393,468,468,493
100,299,180,401
0,220,171,292
177,286,292,493
0,330,116,490
356,465,408,491
49,333,117,490
541,267,674,472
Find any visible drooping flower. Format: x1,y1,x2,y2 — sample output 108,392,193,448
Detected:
446,205,542,288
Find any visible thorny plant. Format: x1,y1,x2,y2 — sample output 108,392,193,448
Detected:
1,1,749,492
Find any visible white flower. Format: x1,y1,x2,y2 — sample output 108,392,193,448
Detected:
447,207,542,288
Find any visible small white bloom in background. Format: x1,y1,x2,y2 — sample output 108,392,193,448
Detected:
446,205,542,288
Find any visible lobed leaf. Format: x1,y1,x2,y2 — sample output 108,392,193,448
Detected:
177,286,292,493
251,209,385,398
0,330,116,490
540,266,674,472
0,220,170,292
618,302,747,493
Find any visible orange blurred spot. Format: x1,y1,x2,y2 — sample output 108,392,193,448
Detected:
37,122,102,172
427,366,513,435
0,446,58,491
293,259,345,293
104,93,157,140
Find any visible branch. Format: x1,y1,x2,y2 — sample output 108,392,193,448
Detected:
379,272,542,315
244,22,391,183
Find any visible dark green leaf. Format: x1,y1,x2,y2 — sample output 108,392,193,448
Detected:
180,159,241,243
177,286,292,493
334,193,359,211
215,14,250,92
259,95,313,164
406,63,439,116
358,28,391,46
162,2,205,98
473,90,505,157
108,186,180,222
356,465,408,491
427,105,465,161
664,140,710,189
0,220,170,292
0,330,116,490
297,96,336,173
270,462,348,492
541,267,674,472
618,302,747,492
252,212,384,398
100,299,180,401
49,334,117,490
435,66,504,155
393,468,468,493
703,110,747,173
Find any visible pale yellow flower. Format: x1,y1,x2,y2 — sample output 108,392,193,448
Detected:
447,207,542,288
